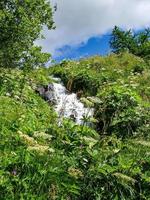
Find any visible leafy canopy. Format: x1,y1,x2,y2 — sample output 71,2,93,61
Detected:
0,0,54,68
110,26,150,59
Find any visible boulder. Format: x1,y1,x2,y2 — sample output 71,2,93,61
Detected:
35,84,56,104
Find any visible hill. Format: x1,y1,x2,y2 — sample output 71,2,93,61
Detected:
0,53,150,199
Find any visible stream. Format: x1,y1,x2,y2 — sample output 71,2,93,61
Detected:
53,81,93,124
39,77,94,125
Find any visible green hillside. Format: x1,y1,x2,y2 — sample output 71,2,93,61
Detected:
1,53,150,199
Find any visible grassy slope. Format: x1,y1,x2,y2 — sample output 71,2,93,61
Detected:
0,53,150,199
50,52,150,100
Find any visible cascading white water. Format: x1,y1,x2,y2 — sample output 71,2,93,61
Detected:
52,79,93,124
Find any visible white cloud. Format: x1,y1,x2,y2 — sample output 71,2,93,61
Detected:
36,0,150,57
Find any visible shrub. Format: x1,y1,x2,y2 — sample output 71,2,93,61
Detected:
95,85,149,137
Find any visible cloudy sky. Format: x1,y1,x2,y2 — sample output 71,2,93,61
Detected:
36,0,150,61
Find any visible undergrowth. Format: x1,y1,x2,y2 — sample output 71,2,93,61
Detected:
0,53,150,199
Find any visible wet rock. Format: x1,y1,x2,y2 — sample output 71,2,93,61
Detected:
70,114,76,122
48,83,54,91
35,86,45,97
44,91,56,104
76,90,83,98
36,84,56,104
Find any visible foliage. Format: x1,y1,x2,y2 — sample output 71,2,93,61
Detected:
110,26,150,59
0,0,54,68
95,85,149,137
1,1,150,199
0,52,150,199
50,52,149,100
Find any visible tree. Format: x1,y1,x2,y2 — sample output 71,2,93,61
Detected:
0,0,54,68
110,26,150,58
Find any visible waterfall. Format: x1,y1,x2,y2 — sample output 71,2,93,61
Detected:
51,78,93,124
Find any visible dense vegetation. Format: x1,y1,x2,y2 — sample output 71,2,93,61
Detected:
0,0,54,68
110,26,150,59
0,1,150,199
0,52,150,199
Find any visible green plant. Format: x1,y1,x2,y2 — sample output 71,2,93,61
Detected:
110,26,150,58
0,0,54,68
0,52,150,199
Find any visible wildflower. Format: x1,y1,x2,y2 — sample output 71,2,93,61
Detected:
5,92,11,97
18,131,37,146
113,173,136,184
133,140,150,147
82,136,97,149
11,151,17,156
68,167,83,178
113,149,120,153
49,184,57,200
14,95,20,100
12,169,17,176
33,132,52,141
27,145,55,155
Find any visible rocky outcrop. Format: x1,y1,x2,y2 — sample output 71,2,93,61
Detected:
35,84,56,104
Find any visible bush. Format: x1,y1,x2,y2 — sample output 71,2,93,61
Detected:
95,85,149,137
1,52,150,199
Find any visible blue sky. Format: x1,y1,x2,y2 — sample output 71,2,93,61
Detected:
53,34,111,61
37,0,150,62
